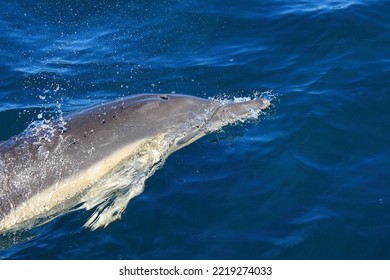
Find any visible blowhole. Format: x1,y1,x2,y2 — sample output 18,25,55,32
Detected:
159,95,169,100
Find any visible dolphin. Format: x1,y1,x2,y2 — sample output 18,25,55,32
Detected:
0,94,270,232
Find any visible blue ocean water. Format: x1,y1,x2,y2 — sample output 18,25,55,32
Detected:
0,0,389,259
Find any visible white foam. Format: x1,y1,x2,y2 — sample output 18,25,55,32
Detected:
80,133,172,230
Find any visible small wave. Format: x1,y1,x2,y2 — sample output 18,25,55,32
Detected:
290,207,334,225
279,0,365,15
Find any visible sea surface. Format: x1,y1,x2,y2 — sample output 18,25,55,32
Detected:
0,0,389,259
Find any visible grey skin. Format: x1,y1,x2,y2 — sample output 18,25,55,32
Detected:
0,94,270,231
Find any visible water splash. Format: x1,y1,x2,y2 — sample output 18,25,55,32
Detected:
80,133,171,230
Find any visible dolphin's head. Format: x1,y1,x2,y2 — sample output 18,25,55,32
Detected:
154,94,270,150
71,93,270,152
206,97,271,130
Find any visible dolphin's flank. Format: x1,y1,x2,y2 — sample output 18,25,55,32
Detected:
0,93,270,232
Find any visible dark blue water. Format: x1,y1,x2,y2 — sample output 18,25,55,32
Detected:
1,0,389,259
